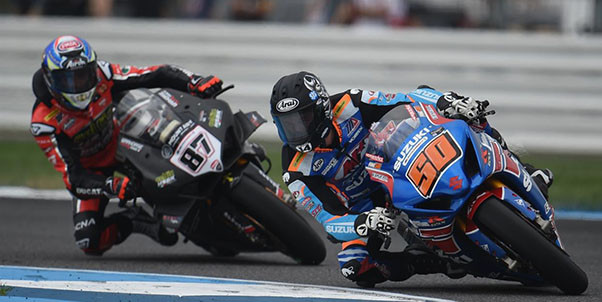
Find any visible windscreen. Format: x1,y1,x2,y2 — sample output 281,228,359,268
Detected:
115,89,183,146
366,105,420,163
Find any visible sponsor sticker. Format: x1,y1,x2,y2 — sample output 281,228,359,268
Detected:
168,120,195,147
161,144,174,159
30,123,55,136
57,38,83,52
155,170,176,188
276,98,299,112
399,127,430,166
75,187,103,195
312,158,324,172
405,105,417,120
120,137,144,152
325,222,355,234
158,90,179,107
321,158,338,176
425,104,439,120
208,109,223,128
74,218,96,231
282,172,290,183
210,159,223,172
44,108,60,122
365,153,384,163
63,118,75,130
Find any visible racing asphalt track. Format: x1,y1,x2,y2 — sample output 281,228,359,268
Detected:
0,197,600,302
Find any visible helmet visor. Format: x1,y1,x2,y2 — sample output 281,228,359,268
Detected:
49,62,98,94
276,105,317,145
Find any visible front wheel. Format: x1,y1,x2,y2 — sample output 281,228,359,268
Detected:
230,175,326,265
474,197,588,295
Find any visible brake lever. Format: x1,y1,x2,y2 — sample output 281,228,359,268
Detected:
379,233,392,249
211,84,235,98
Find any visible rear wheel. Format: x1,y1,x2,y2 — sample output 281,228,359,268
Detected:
474,197,588,294
230,175,326,265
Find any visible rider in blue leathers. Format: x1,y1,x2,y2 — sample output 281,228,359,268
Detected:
270,71,553,286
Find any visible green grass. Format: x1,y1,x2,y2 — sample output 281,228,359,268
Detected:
1,135,601,210
0,140,65,188
0,284,12,296
518,153,602,210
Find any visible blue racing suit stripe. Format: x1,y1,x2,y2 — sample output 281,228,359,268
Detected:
337,246,370,266
359,90,412,106
287,179,361,242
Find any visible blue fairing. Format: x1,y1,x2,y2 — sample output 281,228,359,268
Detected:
367,104,490,217
364,102,559,282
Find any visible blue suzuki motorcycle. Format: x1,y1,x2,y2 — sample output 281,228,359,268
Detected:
363,103,588,294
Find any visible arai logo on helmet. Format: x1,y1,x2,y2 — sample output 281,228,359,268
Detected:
276,98,299,112
57,38,83,53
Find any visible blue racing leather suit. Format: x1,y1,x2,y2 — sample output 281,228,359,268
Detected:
282,86,494,283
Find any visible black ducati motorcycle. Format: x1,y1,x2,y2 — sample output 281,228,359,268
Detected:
113,86,325,264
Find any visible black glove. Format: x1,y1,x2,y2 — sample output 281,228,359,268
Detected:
104,176,137,201
187,75,223,98
354,207,397,237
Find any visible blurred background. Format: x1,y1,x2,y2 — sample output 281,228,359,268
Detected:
2,0,602,33
0,0,601,209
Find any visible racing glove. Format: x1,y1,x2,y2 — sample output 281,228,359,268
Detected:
436,91,494,124
354,207,397,237
104,176,137,201
187,75,223,98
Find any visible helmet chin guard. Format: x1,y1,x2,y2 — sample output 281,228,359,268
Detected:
294,118,333,153
61,86,96,110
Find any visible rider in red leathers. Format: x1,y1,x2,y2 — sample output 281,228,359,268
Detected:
30,35,224,255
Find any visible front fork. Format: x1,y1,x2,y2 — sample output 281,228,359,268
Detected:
224,146,293,209
462,179,563,271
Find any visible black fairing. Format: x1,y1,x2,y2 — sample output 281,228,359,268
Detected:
115,88,250,216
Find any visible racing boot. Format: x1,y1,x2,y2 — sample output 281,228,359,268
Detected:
524,164,554,199
360,244,466,285
125,207,178,246
404,244,466,280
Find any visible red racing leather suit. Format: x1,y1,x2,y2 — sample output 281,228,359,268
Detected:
30,61,206,254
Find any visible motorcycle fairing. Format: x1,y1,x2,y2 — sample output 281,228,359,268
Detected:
364,103,562,282
115,88,243,207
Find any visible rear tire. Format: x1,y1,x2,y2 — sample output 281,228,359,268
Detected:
230,175,326,265
474,197,588,295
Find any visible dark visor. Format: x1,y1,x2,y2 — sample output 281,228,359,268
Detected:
50,62,98,94
278,105,317,145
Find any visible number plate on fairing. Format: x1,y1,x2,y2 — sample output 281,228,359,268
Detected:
406,130,463,199
170,125,223,176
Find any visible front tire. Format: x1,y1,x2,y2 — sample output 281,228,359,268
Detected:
474,197,588,294
230,175,326,265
